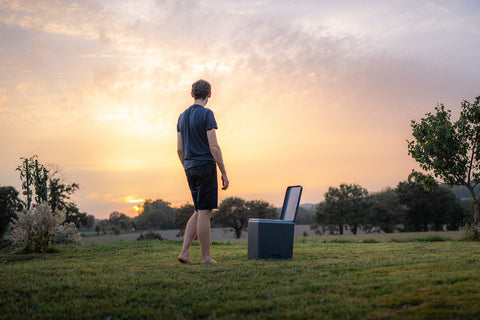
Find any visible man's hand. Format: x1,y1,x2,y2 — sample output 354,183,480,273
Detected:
221,174,229,190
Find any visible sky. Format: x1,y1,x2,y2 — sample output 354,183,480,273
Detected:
1,0,480,219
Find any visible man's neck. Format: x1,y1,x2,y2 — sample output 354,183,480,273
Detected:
194,98,208,106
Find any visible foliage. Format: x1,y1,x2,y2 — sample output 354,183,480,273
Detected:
213,197,277,238
174,203,195,236
15,156,87,228
0,186,24,238
461,224,480,241
313,184,369,235
246,199,278,220
84,214,96,231
134,199,175,230
16,155,48,210
10,203,71,252
365,188,406,233
111,225,120,236
213,197,247,239
295,206,314,224
108,211,133,231
54,222,81,244
1,239,480,319
396,178,466,231
137,231,163,240
408,96,480,226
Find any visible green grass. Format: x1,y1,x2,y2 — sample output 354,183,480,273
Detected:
1,236,480,319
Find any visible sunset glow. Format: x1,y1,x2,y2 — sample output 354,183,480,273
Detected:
1,1,479,219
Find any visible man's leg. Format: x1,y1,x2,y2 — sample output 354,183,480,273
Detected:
178,211,198,263
197,209,216,264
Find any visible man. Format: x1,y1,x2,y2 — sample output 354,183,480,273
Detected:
177,79,229,264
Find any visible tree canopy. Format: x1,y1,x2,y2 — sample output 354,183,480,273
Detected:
408,96,480,225
0,186,24,238
313,184,369,235
213,198,277,238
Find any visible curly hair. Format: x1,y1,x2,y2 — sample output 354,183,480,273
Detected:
191,79,211,100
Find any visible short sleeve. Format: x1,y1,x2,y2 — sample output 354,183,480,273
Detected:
205,109,218,131
176,114,182,132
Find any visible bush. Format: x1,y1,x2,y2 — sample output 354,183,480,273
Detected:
362,238,380,243
137,232,163,241
0,238,12,252
328,239,357,243
111,225,120,236
461,224,480,241
55,222,81,244
10,203,78,252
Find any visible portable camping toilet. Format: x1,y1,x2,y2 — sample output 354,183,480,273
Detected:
248,185,303,259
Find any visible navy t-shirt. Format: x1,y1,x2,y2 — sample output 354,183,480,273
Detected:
177,104,218,170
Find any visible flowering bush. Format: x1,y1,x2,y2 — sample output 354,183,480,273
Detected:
10,203,79,252
55,222,81,245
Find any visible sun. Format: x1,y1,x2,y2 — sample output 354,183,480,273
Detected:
125,196,145,203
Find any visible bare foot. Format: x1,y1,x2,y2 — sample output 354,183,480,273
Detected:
202,258,217,264
178,255,193,264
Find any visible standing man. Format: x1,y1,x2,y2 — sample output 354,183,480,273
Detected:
177,79,229,264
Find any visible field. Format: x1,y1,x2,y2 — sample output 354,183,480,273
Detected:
1,232,480,319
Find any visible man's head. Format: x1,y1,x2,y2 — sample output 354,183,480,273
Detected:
191,79,211,100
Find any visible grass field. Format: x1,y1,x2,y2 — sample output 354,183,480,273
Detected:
1,233,480,319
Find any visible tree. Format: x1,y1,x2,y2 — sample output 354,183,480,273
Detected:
312,184,370,235
134,199,175,230
16,156,87,228
397,178,466,232
214,197,247,239
85,215,96,231
47,169,87,228
108,211,132,232
213,198,277,239
365,188,406,233
245,200,278,220
16,155,48,210
0,186,24,238
408,96,480,226
295,206,314,225
174,204,195,236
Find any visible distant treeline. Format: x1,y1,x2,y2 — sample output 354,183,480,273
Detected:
312,180,472,235
90,179,473,238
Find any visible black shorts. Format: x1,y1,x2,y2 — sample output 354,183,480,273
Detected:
185,163,218,211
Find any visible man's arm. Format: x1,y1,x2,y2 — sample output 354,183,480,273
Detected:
207,129,229,190
177,132,184,168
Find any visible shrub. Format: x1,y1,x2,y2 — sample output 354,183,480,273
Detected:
137,232,163,241
461,224,480,241
362,238,380,243
10,203,75,252
111,225,120,236
329,238,357,243
55,222,81,244
0,238,12,252
414,235,451,242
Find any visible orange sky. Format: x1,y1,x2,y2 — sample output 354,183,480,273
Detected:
1,1,480,218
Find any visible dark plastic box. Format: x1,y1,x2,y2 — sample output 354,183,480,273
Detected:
247,186,303,260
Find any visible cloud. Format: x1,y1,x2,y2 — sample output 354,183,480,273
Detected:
1,0,480,218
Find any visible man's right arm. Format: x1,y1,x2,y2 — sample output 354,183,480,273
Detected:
177,132,185,168
207,129,229,190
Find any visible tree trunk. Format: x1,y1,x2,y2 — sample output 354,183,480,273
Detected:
234,227,242,239
473,200,480,226
468,187,479,226
338,224,343,235
351,225,358,235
